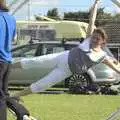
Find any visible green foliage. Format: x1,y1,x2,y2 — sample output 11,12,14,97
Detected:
64,11,90,23
47,8,60,20
34,7,120,26
96,8,113,26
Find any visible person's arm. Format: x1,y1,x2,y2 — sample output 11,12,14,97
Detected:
86,0,101,37
102,58,120,74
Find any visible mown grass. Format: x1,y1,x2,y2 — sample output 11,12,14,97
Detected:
8,93,120,120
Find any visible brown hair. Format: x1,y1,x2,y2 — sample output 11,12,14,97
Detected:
93,27,108,43
0,0,9,11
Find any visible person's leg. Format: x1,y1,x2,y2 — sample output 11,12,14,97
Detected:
14,66,72,97
0,90,6,120
0,62,7,120
3,63,11,96
14,51,72,96
6,97,30,120
31,67,71,93
20,52,64,69
12,52,65,97
31,51,72,93
5,63,35,120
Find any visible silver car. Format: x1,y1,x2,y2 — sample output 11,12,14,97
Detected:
9,41,120,93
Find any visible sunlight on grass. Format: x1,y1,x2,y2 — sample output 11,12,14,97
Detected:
8,94,120,120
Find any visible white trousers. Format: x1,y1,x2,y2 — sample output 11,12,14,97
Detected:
21,51,72,93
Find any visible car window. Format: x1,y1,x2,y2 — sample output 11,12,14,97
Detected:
34,44,43,56
109,47,119,60
12,44,38,57
64,44,77,50
42,44,65,55
53,47,64,53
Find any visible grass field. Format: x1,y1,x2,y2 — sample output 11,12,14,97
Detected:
8,93,120,120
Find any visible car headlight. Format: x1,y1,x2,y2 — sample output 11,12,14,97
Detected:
104,68,119,81
107,72,119,82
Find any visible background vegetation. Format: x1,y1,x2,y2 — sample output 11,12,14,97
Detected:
35,7,120,27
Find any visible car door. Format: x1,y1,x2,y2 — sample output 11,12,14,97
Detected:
41,43,67,86
9,43,66,85
9,44,44,85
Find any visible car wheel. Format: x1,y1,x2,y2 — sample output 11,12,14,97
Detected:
68,73,90,94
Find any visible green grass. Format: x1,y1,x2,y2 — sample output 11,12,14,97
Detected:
8,93,120,120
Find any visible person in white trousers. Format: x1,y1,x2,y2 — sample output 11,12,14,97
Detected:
12,27,120,97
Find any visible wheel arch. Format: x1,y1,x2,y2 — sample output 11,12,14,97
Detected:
86,68,97,83
65,68,96,87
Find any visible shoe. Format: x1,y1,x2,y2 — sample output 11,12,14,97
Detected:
23,115,37,120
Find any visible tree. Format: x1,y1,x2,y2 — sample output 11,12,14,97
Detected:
63,8,113,27
96,8,112,26
64,11,90,23
47,8,60,20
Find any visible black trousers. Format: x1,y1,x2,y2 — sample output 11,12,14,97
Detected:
0,61,11,120
0,61,30,120
6,97,30,120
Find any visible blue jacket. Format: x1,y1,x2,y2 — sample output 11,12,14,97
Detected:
0,10,16,62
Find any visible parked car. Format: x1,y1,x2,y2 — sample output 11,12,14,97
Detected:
9,40,120,94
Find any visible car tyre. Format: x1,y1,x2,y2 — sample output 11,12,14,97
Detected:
68,73,90,94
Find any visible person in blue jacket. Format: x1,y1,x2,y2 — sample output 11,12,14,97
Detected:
0,0,16,120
